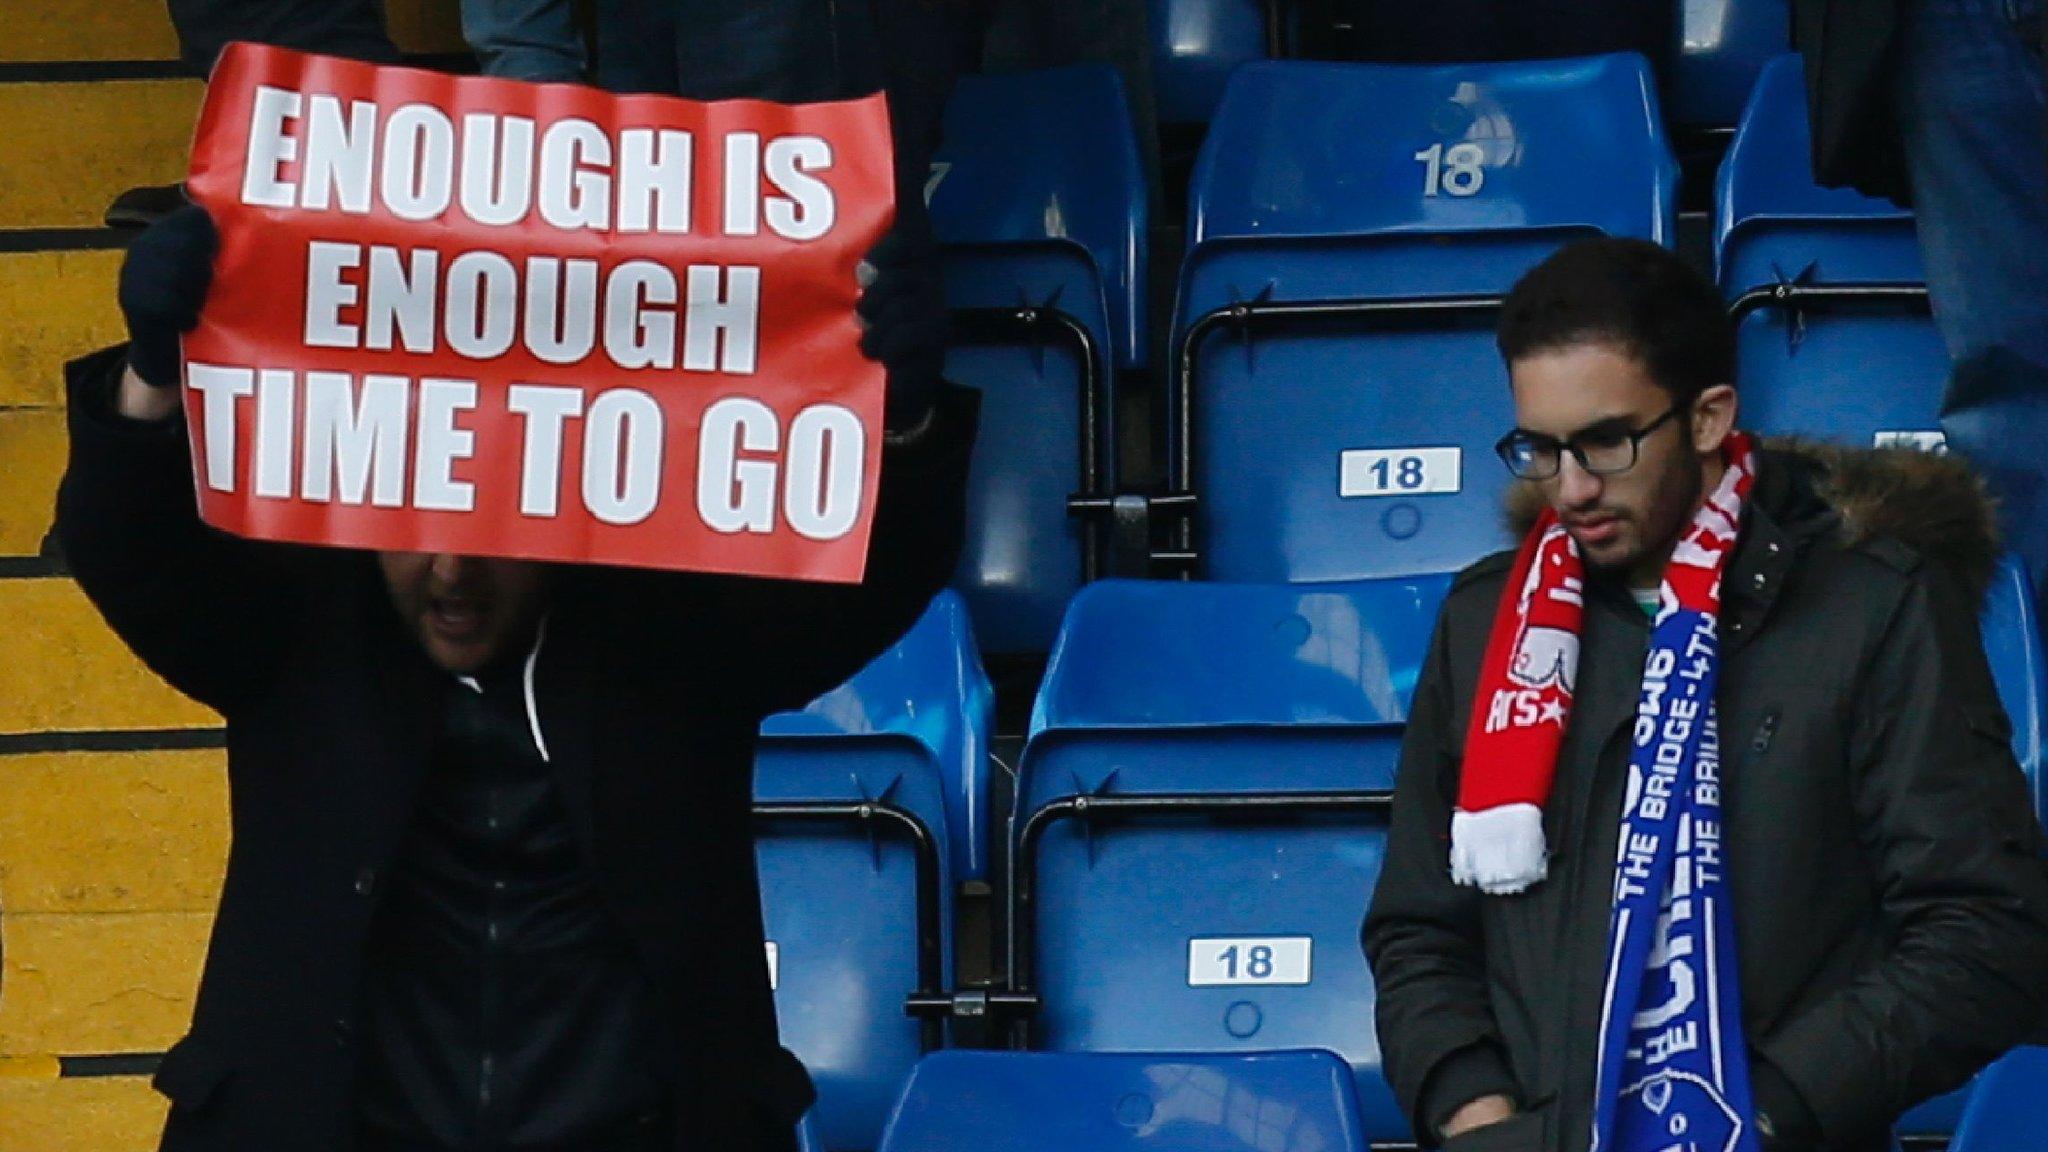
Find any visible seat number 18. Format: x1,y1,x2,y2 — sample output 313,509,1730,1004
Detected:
1416,142,1487,197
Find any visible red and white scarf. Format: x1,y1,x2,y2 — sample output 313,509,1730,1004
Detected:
1451,434,1757,894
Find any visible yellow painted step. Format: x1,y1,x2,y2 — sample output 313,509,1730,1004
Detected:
10,0,179,64
0,1074,166,1152
0,749,229,915
0,81,204,232
0,407,65,559
0,910,210,1054
0,578,220,735
0,246,124,410
8,0,468,62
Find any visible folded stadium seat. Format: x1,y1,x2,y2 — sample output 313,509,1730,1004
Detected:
1668,0,1788,129
874,1049,1371,1152
1006,577,1449,1143
1171,55,1678,584
756,591,994,1150
1151,0,1269,126
1948,1047,2048,1152
929,66,1148,655
1716,55,1949,452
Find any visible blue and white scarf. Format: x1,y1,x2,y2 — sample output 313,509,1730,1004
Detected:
1589,442,1761,1152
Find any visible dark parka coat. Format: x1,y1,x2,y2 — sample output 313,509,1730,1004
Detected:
54,345,979,1152
1364,444,2048,1152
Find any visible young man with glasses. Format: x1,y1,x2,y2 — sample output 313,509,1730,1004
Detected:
1364,238,2048,1152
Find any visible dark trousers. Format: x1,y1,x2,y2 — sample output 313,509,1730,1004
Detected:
168,0,399,74
356,1109,670,1152
590,0,972,238
1298,0,1671,65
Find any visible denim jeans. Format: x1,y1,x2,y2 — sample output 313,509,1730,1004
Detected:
1896,0,2048,370
463,0,586,82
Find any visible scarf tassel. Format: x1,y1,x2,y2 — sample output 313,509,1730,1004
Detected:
1450,803,1549,895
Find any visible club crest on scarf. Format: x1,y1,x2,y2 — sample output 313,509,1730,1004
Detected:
1499,524,1581,728
1455,434,1763,1152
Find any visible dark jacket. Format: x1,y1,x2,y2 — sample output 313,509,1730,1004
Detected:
1793,0,1914,204
53,345,979,1152
1363,444,2048,1152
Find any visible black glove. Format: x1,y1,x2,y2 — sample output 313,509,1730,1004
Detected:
855,225,949,434
118,203,218,388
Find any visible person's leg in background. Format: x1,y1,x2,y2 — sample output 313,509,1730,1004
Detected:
1896,0,2048,367
1908,0,2048,601
110,0,401,226
587,0,678,94
980,0,1160,205
167,0,400,73
463,0,585,81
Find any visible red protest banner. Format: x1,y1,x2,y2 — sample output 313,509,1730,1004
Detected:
181,43,895,583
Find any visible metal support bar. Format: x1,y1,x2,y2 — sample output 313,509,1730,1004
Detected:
1728,281,1932,323
1169,293,1505,574
951,305,1110,581
1003,788,1395,1047
1264,0,1287,57
902,987,1041,1023
753,799,948,1050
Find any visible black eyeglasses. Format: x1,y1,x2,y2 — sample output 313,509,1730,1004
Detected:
1494,402,1688,480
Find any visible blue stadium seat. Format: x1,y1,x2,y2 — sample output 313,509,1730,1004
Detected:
1151,0,1267,126
1174,55,1678,583
875,1049,1371,1152
1717,55,1948,452
1670,0,1789,128
756,591,993,1150
1008,577,1449,1143
1949,1047,2048,1152
930,66,1149,652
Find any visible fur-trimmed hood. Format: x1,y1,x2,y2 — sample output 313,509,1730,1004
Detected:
1505,439,2002,607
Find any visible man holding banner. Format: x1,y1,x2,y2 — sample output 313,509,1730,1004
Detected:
1364,239,2048,1152
57,45,975,1152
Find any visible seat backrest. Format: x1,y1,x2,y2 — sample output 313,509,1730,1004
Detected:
1717,54,1947,451
1014,579,1447,1143
1948,1046,2048,1152
1669,0,1788,128
1176,56,1676,582
757,592,992,1151
929,66,1148,653
1187,56,1676,264
761,589,992,880
934,66,1147,371
1150,0,1267,126
876,1049,1371,1152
